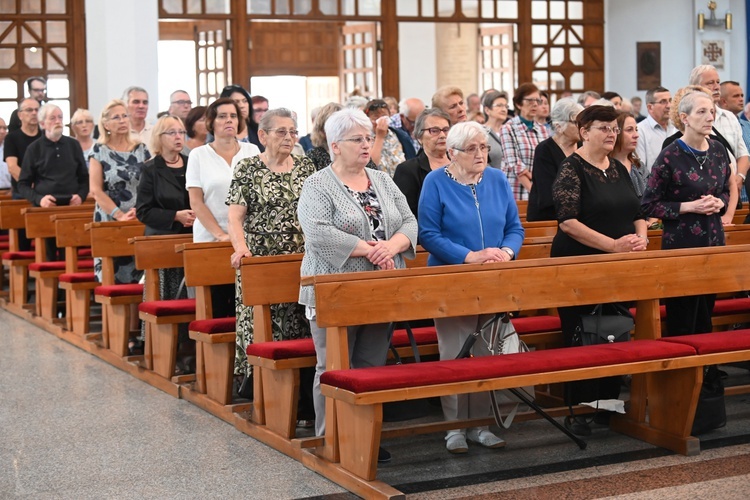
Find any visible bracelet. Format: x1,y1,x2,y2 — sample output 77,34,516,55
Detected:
110,206,121,218
739,173,747,181
500,246,515,260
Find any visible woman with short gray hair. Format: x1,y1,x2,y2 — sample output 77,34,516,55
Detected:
297,108,417,452
393,108,451,218
527,97,583,221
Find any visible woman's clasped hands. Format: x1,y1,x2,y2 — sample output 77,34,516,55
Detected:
366,240,396,270
613,234,648,253
688,194,724,215
465,247,512,264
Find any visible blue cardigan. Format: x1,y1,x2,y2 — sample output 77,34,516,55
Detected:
418,167,525,266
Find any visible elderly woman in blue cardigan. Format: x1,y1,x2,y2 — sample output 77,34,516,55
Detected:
297,108,417,455
418,120,524,454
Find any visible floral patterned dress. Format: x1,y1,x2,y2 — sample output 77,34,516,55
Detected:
89,142,150,283
225,154,317,376
641,138,731,336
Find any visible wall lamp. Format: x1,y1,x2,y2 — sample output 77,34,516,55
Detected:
698,1,733,33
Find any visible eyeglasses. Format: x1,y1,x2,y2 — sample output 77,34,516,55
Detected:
107,114,129,122
650,99,670,106
171,100,192,106
73,119,94,126
253,107,269,113
339,136,374,146
366,101,389,113
30,87,46,92
589,125,621,135
161,129,187,137
266,128,298,138
492,103,508,109
455,144,491,155
523,98,543,105
425,126,450,136
20,107,39,113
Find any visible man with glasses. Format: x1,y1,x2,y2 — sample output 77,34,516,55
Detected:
18,103,88,261
4,98,43,200
635,86,675,174
390,97,425,151
167,90,193,120
8,76,47,133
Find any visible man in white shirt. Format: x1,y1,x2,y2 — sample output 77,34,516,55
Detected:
122,86,153,147
635,86,675,174
720,81,750,202
689,65,749,222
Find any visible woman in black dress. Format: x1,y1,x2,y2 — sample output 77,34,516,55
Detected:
551,105,649,435
641,89,731,336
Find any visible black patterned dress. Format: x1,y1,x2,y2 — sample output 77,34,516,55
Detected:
225,154,317,376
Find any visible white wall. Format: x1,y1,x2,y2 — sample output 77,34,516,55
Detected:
605,0,747,102
85,0,159,120
398,23,437,103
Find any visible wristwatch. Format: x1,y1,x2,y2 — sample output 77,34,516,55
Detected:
500,247,515,260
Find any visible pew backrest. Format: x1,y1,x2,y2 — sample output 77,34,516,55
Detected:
131,234,194,301
87,221,145,285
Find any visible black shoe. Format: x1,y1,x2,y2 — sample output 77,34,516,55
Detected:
718,369,729,380
377,447,391,463
564,416,591,436
593,411,612,426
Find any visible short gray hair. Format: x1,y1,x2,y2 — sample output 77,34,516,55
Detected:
577,90,600,106
325,108,373,158
446,121,487,151
413,108,450,140
549,97,583,132
38,103,61,124
590,98,615,108
678,89,713,117
259,108,296,131
689,65,718,86
344,96,369,110
122,86,148,102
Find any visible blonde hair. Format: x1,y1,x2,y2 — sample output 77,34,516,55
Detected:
70,108,93,138
431,86,464,111
97,99,139,149
311,102,344,149
149,115,184,156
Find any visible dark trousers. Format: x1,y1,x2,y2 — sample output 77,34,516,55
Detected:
664,294,715,337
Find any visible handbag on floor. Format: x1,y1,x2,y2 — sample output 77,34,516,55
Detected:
691,365,726,435
574,303,634,346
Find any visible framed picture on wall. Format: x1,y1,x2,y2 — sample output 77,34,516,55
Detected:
637,42,661,91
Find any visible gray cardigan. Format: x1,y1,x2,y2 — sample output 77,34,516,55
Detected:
298,167,418,308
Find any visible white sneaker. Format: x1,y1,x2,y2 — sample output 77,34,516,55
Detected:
445,433,468,454
467,428,506,449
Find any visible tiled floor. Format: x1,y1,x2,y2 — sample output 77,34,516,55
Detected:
2,307,750,499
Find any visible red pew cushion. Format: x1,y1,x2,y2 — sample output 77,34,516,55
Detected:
95,283,144,297
713,297,750,315
59,272,98,283
660,329,750,354
77,248,92,257
139,298,196,316
392,326,437,347
247,339,315,359
189,317,236,334
2,250,35,260
320,340,697,394
29,259,94,272
513,315,561,334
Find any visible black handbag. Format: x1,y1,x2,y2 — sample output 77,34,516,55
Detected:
691,365,727,435
574,304,634,346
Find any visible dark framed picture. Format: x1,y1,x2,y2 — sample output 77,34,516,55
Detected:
637,42,661,91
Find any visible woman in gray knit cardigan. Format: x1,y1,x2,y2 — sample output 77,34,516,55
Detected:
297,108,418,453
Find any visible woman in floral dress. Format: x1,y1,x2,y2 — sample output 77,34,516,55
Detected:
89,99,151,284
642,89,731,336
226,108,316,384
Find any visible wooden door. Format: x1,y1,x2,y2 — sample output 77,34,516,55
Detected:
340,22,380,101
194,21,230,106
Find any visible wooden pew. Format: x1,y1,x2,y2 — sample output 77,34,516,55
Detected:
133,234,196,381
312,246,750,493
24,205,93,320
88,221,145,356
55,214,100,336
0,199,33,308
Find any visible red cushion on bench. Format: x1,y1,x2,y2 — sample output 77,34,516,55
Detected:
95,283,144,297
77,248,92,257
2,250,35,260
392,326,437,347
29,261,66,271
713,297,750,315
189,317,236,334
0,242,8,251
513,315,561,334
138,298,196,316
320,340,697,394
59,272,97,283
0,234,8,242
247,339,315,359
660,329,750,354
